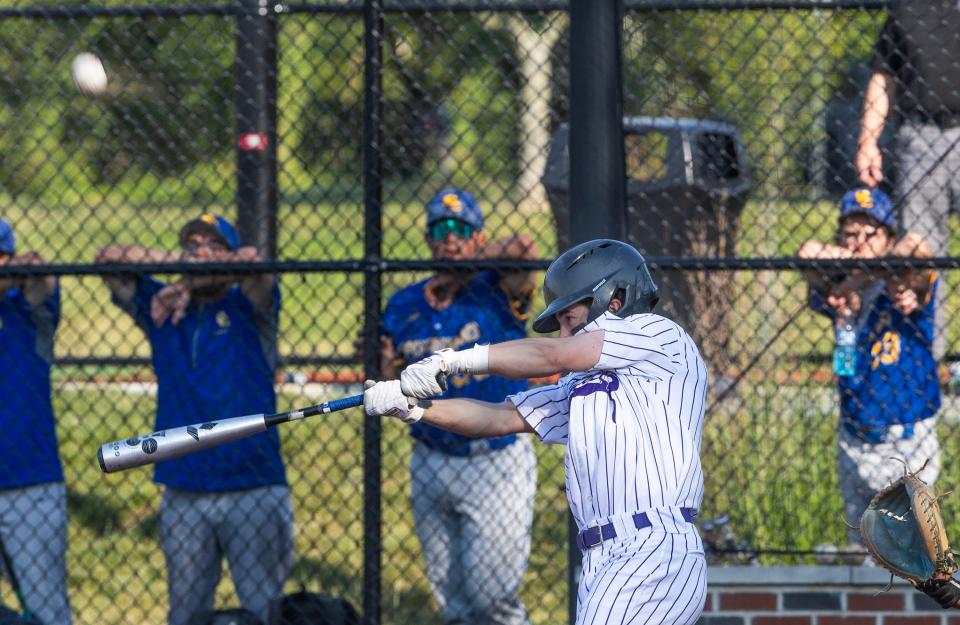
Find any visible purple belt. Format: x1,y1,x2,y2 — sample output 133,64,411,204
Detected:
577,508,697,550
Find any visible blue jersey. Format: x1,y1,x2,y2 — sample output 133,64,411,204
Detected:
119,277,286,491
0,286,63,489
383,271,529,453
811,276,941,443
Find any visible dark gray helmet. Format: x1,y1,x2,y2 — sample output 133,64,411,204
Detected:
532,239,659,333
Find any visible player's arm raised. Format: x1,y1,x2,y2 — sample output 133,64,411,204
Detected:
797,239,853,290
482,234,539,310
94,244,181,303
231,245,275,310
10,251,56,307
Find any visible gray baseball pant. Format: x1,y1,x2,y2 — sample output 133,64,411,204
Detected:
838,417,940,545
159,485,294,625
0,482,72,625
411,436,537,625
895,121,960,361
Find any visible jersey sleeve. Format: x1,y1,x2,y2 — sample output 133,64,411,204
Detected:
382,293,400,340
114,277,163,331
383,283,420,342
27,285,60,365
249,280,281,370
916,274,938,342
507,379,573,445
583,312,681,380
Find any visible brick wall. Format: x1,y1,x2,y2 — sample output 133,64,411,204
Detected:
700,566,959,624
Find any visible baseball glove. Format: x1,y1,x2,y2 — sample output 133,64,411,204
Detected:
859,471,957,587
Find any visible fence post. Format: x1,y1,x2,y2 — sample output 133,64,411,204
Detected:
235,0,279,258
567,2,625,620
362,1,385,624
568,0,626,245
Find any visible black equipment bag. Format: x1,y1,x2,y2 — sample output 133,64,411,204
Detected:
269,591,361,625
187,608,264,625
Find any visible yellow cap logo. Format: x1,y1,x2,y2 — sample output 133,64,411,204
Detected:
442,193,463,213
854,189,874,209
201,214,218,225
216,311,230,328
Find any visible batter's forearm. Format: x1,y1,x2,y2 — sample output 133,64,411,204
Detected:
486,333,603,378
421,399,531,437
487,339,571,378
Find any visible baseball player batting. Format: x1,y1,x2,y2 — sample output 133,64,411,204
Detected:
366,239,708,625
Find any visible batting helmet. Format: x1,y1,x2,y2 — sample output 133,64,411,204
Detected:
532,239,659,334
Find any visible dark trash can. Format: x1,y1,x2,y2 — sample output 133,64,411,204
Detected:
543,117,751,376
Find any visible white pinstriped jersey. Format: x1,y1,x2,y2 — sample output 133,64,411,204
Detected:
508,311,708,531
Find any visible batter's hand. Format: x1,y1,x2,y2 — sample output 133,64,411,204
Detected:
400,354,449,399
363,380,424,424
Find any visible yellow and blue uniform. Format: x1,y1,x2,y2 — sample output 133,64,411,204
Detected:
811,276,940,444
117,276,287,490
811,275,941,546
0,287,62,488
385,270,529,454
383,269,536,625
0,284,73,624
116,275,292,625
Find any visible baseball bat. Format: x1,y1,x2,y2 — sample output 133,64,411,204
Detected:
98,394,363,474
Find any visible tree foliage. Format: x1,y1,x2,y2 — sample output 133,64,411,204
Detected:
0,6,887,206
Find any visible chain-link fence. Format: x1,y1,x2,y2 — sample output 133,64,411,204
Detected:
2,0,960,623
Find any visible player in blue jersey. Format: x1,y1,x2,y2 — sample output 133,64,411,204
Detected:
96,214,292,625
798,188,941,548
379,189,539,625
0,219,72,624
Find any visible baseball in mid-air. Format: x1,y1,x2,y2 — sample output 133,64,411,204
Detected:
71,52,108,96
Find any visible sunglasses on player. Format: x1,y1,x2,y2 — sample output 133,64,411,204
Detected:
428,218,475,241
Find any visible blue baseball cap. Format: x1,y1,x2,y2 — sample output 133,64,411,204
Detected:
179,214,240,250
426,188,484,231
839,188,896,231
0,219,13,255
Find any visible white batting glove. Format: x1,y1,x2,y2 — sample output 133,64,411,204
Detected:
400,354,447,399
435,346,489,375
363,380,423,424
399,346,490,399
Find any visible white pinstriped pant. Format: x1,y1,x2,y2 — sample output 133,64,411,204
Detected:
575,526,706,625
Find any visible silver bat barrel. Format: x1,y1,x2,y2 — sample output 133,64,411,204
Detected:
98,413,268,473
